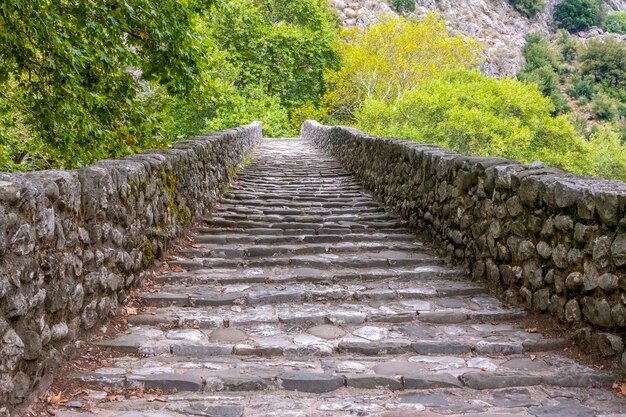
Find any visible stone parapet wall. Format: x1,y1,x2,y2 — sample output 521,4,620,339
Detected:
0,122,262,410
302,120,626,367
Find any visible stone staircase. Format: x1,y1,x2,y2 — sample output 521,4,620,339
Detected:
52,139,626,417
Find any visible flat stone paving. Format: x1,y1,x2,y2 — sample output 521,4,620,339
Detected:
51,139,626,416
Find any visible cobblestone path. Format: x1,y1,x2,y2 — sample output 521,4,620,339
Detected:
56,139,625,417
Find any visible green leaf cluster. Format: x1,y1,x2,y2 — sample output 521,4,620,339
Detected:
604,11,626,34
208,0,339,131
391,0,416,13
517,32,570,114
356,69,590,175
554,0,603,32
510,0,545,18
0,0,212,169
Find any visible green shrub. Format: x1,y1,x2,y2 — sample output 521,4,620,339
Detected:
554,0,603,32
391,0,416,13
580,38,626,88
557,30,579,62
520,32,562,72
510,0,545,17
568,74,596,99
604,11,626,34
591,92,621,121
356,69,588,174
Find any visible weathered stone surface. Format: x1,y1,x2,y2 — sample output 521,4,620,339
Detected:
279,372,344,393
307,325,346,340
302,121,626,371
0,122,262,409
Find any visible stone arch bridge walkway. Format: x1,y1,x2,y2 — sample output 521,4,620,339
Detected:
53,139,625,417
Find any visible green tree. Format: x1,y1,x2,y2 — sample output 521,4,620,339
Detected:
209,0,339,115
579,38,626,88
518,32,569,113
356,69,590,175
391,0,416,13
510,0,545,17
554,0,603,32
604,11,626,34
324,13,482,122
0,0,212,169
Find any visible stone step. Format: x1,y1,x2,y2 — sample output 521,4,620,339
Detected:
124,298,527,329
195,232,418,245
46,138,626,417
176,241,425,259
137,279,488,308
49,386,626,417
232,183,365,192
204,218,405,231
72,352,614,395
207,212,395,223
154,265,465,286
98,318,568,359
214,205,387,216
167,250,443,270
224,191,368,199
219,197,380,208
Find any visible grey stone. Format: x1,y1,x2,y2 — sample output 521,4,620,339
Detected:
459,372,541,389
279,372,344,393
565,272,583,290
529,399,595,417
345,374,403,390
611,303,626,327
581,297,613,328
209,328,246,343
412,340,471,355
565,299,582,323
130,372,203,391
307,324,346,340
403,373,463,389
597,273,619,291
474,341,523,355
180,404,244,417
536,241,552,259
611,234,626,266
19,330,42,361
594,332,624,356
532,288,550,311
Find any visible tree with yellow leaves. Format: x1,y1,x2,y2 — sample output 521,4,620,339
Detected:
324,13,482,122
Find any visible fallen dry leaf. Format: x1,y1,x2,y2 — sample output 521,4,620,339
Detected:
613,382,626,397
530,354,537,361
147,397,168,403
47,391,68,405
171,265,185,273
105,394,118,402
125,306,139,316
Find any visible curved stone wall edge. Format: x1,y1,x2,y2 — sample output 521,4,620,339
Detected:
302,120,626,367
0,122,262,409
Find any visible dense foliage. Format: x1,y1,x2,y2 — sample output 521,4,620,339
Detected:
0,0,212,170
0,0,339,169
604,11,626,34
554,0,603,32
580,38,626,88
324,14,482,122
391,0,416,13
517,32,570,113
208,0,339,134
357,70,591,175
510,0,545,18
1,4,625,182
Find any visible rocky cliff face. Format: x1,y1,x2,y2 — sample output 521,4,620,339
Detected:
331,0,626,77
